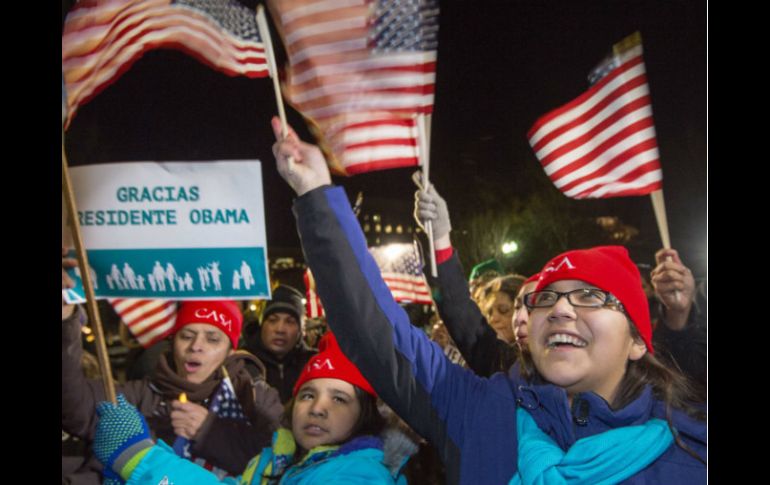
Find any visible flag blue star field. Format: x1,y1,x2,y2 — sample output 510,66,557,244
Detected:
268,0,440,175
63,0,269,128
208,375,247,420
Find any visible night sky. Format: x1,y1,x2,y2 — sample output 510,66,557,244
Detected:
62,0,707,278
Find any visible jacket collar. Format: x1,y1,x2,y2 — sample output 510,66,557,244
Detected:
507,362,657,449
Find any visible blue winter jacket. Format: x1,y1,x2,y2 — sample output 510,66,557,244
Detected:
293,185,707,485
123,431,396,484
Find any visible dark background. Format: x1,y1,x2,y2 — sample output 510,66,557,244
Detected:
62,0,706,277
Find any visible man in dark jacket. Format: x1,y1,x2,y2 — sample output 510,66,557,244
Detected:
243,285,317,403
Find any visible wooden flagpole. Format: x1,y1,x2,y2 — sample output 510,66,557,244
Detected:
256,5,295,172
650,190,671,249
62,132,117,404
650,189,680,302
417,114,437,277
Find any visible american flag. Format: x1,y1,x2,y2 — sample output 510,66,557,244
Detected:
109,298,177,348
62,0,269,128
267,0,439,175
303,268,325,318
527,32,663,199
369,242,433,304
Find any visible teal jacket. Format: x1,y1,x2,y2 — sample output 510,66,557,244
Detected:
125,429,398,485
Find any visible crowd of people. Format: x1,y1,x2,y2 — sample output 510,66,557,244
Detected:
62,117,706,484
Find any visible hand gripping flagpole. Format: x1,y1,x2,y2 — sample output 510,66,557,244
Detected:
62,130,117,404
417,114,437,277
650,189,680,302
256,5,295,173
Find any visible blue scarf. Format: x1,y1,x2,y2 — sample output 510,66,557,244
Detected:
510,407,674,485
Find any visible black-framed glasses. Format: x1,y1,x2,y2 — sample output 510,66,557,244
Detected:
523,288,625,311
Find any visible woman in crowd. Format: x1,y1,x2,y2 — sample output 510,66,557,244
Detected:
62,252,283,481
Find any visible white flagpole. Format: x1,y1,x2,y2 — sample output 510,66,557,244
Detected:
256,5,294,172
417,114,437,277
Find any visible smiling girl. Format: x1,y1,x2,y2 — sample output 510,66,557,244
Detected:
264,122,706,484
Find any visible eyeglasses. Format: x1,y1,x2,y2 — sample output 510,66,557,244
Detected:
523,288,625,311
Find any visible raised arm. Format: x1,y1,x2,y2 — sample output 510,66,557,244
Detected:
414,186,516,376
271,118,490,477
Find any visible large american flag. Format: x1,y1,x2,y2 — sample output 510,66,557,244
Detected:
62,0,269,128
109,298,177,348
527,32,663,199
267,0,439,175
369,242,433,304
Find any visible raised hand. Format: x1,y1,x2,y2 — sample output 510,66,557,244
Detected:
650,248,695,330
413,179,452,242
271,116,331,196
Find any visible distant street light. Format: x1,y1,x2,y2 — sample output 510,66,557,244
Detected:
502,241,519,255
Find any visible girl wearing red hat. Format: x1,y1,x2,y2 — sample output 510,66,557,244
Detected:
259,123,705,484
89,332,408,484
61,263,284,483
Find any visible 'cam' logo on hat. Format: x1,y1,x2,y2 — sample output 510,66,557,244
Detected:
543,256,576,274
194,308,233,331
310,358,335,371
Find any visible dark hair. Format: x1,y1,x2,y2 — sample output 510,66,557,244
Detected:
281,385,385,447
491,274,527,300
516,319,705,463
480,274,526,308
615,325,705,463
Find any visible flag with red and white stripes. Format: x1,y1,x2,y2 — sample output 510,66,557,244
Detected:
303,268,325,318
267,0,439,175
369,242,433,305
303,241,432,313
527,32,663,199
62,0,269,128
109,298,177,348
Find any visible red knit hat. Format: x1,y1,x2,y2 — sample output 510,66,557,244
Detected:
173,300,244,349
535,246,653,353
293,332,376,397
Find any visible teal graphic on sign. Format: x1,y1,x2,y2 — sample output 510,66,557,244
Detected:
89,247,269,299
